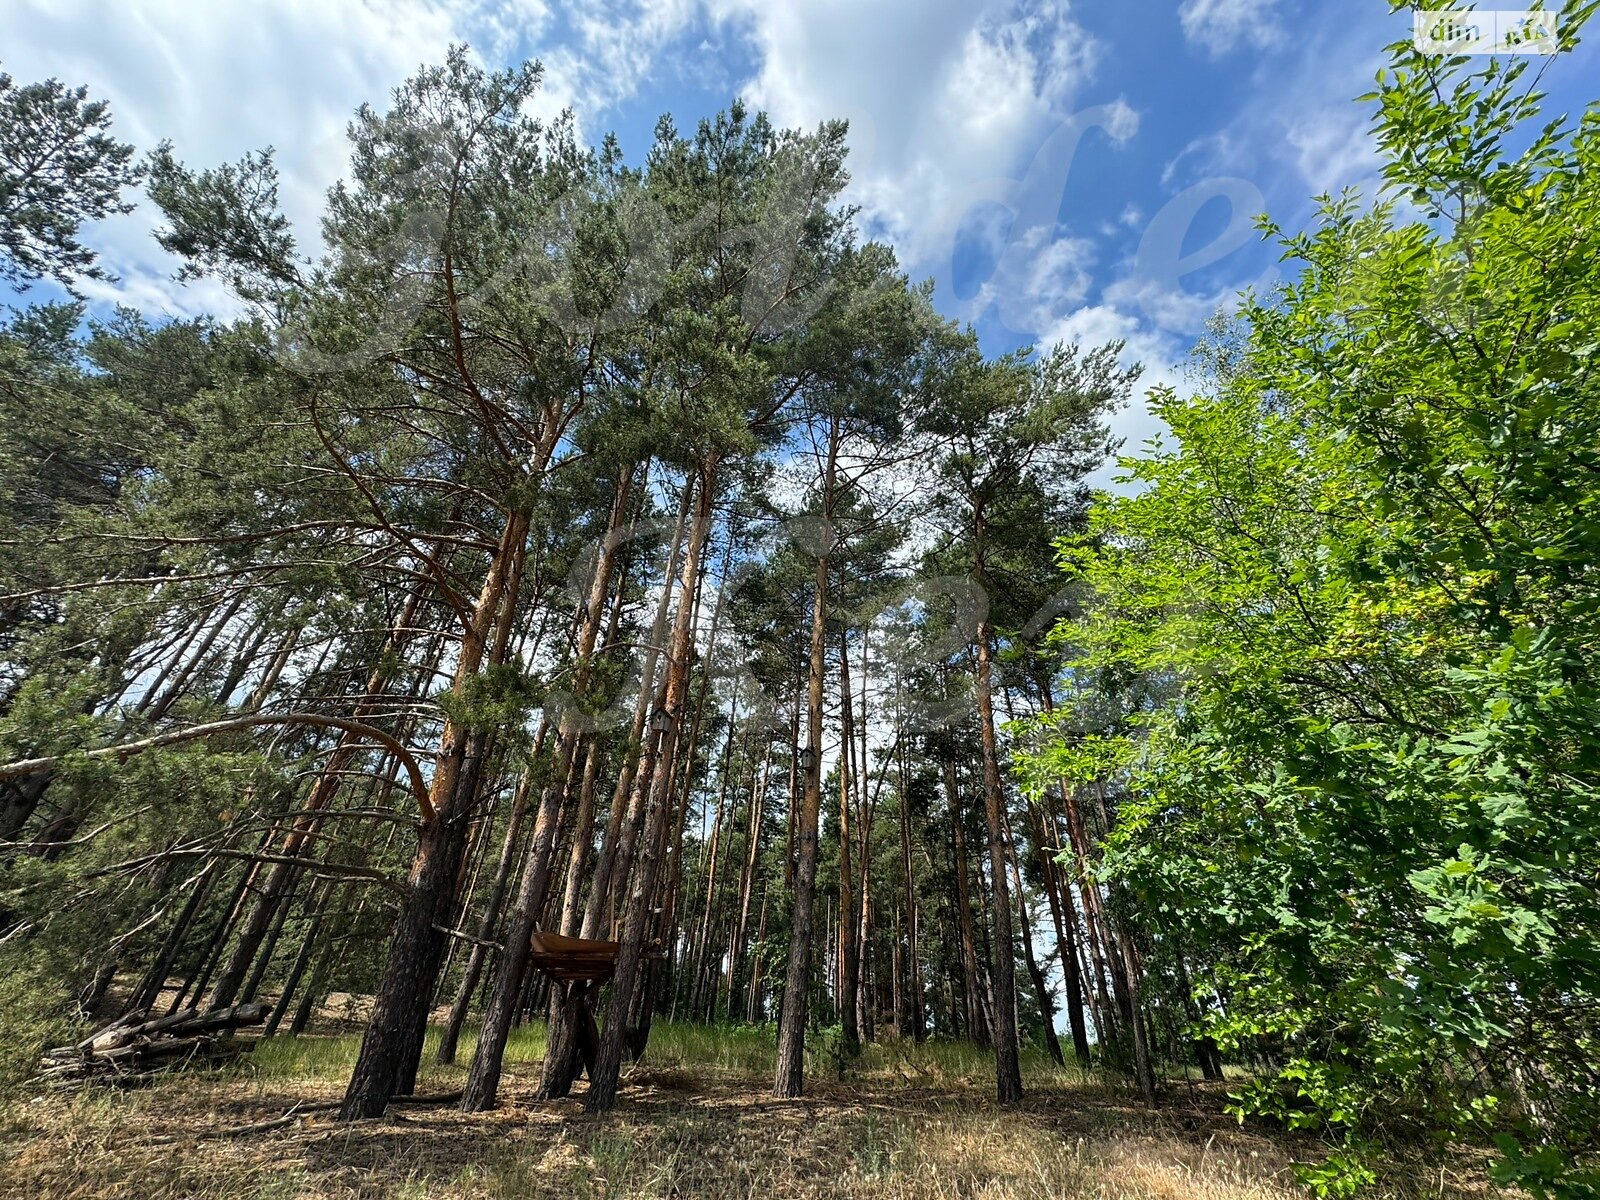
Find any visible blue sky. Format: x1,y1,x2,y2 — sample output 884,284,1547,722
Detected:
4,0,1597,461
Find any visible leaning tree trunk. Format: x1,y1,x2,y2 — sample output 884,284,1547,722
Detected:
435,758,535,1065
456,720,578,1111
264,879,335,1037
339,509,528,1120
207,587,425,1010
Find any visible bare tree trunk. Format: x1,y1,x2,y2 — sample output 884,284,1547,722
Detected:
836,634,859,1055
946,761,989,1046
537,481,693,1101
689,707,738,1016
746,884,769,1022
289,879,362,1037
435,760,534,1064
726,732,771,1020
1119,918,1158,1105
264,879,335,1037
1051,788,1118,1043
127,857,222,1014
973,607,1022,1103
896,739,923,1041
1007,821,1064,1067
340,507,529,1120
774,423,838,1098
140,592,247,722
240,865,301,1003
207,588,425,1010
586,463,717,1113
557,741,604,934
1174,950,1224,1081
1026,798,1091,1066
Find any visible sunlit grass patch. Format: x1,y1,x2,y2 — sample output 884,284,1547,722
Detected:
639,1020,777,1076
244,1020,550,1084
0,1019,1484,1200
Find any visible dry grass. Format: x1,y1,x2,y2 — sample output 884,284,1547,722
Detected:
0,1024,1491,1200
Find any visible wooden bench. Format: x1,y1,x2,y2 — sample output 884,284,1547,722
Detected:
527,932,620,1080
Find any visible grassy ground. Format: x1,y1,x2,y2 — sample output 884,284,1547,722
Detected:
0,1023,1489,1200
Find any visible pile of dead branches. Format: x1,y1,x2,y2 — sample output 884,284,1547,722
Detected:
38,1003,268,1087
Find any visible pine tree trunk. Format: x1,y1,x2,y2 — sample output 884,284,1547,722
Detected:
973,609,1023,1103
435,760,535,1065
726,732,771,1020
207,588,425,1010
689,713,736,1017
264,879,335,1037
458,746,573,1109
774,424,838,1098
897,740,924,1041
339,508,528,1120
1119,918,1159,1105
1052,787,1119,1042
1008,822,1064,1067
946,761,989,1047
1027,799,1091,1065
586,464,716,1113
538,478,693,1101
127,856,221,1014
747,884,769,1022
836,635,860,1054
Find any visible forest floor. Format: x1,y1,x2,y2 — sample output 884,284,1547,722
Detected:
0,1022,1492,1200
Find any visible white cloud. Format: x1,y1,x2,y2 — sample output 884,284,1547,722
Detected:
0,0,569,314
973,223,1096,336
1160,131,1233,188
707,0,1117,275
1284,102,1378,197
1178,0,1284,57
4,0,1149,350
537,0,698,119
1103,274,1247,335
1166,6,1391,200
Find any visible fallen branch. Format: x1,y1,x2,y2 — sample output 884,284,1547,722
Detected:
40,1004,270,1086
136,1090,470,1145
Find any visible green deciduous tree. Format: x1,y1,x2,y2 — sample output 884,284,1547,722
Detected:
1026,6,1600,1190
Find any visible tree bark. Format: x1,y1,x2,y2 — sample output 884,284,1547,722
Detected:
896,739,924,1041
973,609,1023,1103
946,760,989,1047
586,462,716,1113
435,758,535,1065
773,422,838,1098
1007,820,1064,1067
339,508,529,1120
836,635,860,1055
206,588,426,1010
537,477,692,1100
